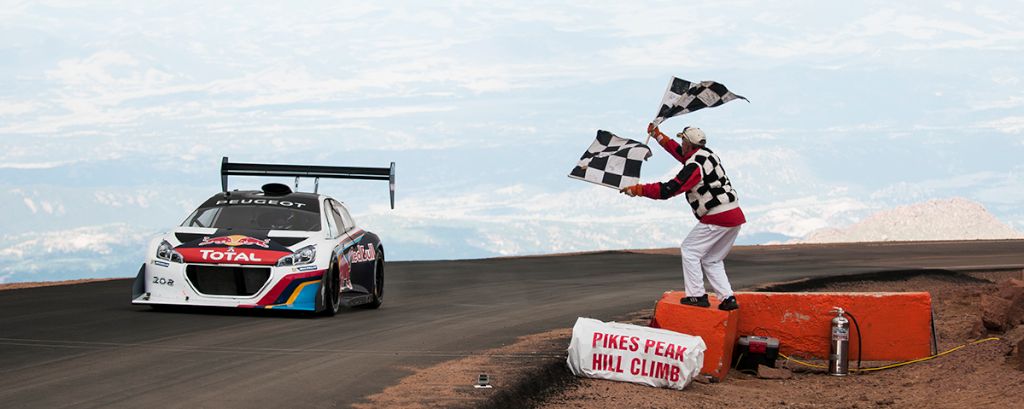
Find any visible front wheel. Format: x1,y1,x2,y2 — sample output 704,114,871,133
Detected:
360,254,384,309
319,266,341,316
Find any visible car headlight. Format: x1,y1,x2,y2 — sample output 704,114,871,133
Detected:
276,245,316,267
156,240,184,263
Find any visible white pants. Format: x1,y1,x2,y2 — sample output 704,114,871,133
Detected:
680,223,740,299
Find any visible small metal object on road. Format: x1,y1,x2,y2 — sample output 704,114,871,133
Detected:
474,373,492,389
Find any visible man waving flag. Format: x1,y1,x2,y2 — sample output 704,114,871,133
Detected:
617,76,750,312
620,124,746,312
651,77,748,127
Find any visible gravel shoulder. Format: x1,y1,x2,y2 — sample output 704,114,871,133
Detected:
357,269,1024,409
540,270,1024,409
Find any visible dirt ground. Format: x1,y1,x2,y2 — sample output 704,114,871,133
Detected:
352,329,572,409
356,270,1024,409
540,270,1024,409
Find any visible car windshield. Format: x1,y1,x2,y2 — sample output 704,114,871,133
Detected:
182,205,321,231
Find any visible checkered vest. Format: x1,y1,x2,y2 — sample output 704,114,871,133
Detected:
684,147,738,218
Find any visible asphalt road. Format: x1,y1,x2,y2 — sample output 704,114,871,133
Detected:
1,240,1022,408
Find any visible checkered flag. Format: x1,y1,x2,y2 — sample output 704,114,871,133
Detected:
568,130,652,189
651,77,748,127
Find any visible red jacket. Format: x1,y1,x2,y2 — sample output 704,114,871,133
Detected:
638,136,745,227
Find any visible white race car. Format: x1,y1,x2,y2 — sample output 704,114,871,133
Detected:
131,158,395,315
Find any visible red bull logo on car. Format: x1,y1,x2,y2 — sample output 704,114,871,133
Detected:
350,244,376,263
199,235,270,248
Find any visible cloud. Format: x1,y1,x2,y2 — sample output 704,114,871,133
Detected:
0,101,42,116
0,223,155,283
970,96,1024,111
281,105,457,120
357,175,862,257
0,160,76,169
13,189,66,216
982,116,1024,133
739,5,1022,59
0,223,151,260
47,51,140,86
989,67,1020,86
93,190,159,208
973,4,1022,25
352,182,695,258
22,197,37,214
742,196,873,238
2,1,1023,278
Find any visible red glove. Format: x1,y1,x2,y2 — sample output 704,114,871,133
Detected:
619,184,644,197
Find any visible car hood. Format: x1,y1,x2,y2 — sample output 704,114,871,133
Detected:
167,227,312,265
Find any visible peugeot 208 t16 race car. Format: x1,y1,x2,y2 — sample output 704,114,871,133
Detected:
131,158,395,316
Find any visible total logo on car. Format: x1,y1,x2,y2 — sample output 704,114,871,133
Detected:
196,248,269,263
131,158,395,316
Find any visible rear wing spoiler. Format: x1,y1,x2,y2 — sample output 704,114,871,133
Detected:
221,157,396,209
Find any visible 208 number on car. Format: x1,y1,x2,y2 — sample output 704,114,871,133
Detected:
152,277,174,286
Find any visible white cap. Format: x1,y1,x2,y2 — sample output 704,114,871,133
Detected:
677,127,706,146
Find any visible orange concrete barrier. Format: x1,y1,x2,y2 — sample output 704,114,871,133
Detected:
650,295,739,381
654,291,933,362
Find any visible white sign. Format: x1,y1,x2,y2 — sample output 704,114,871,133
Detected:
566,317,705,390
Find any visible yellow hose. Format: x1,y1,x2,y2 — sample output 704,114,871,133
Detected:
779,337,1002,373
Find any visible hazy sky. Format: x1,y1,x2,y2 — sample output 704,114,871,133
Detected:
2,1,1023,282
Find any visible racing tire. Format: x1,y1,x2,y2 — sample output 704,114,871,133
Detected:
319,266,342,316
359,253,384,309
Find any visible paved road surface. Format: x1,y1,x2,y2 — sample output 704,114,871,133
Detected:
1,240,1022,408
